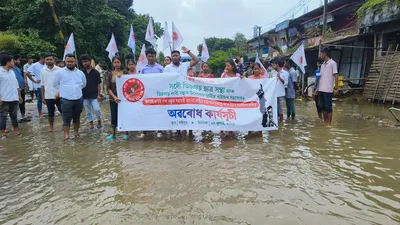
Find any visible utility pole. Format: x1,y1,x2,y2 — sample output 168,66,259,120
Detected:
322,0,328,35
257,26,262,56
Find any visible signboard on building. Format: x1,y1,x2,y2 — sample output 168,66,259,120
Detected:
303,14,334,30
288,27,298,37
275,20,289,32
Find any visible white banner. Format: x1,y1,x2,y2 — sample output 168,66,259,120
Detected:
116,73,279,132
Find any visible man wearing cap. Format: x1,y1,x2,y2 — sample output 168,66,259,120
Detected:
315,48,338,127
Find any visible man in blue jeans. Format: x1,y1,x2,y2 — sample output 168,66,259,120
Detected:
53,54,86,140
26,53,45,119
285,60,298,120
80,54,103,130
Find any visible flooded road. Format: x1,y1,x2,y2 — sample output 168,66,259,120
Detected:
0,101,399,225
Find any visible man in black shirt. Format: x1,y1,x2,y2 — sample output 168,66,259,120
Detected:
80,54,103,130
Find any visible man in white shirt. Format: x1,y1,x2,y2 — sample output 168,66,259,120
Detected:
40,53,62,132
26,53,45,119
164,46,199,76
271,58,289,122
23,56,35,100
0,53,22,139
53,54,87,140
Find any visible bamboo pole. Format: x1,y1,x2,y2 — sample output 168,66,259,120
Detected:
383,52,400,103
372,44,392,102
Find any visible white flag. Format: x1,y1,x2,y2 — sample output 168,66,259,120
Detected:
201,38,210,62
145,17,156,46
105,33,118,62
290,43,307,73
127,24,136,54
255,53,267,77
136,44,148,73
172,22,184,50
162,22,172,51
63,33,76,60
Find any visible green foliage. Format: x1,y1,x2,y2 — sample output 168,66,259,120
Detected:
207,50,229,76
233,32,247,51
357,0,400,18
0,31,56,57
158,51,165,64
0,33,21,54
0,0,163,64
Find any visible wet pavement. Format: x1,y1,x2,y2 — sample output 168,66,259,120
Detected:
0,100,399,224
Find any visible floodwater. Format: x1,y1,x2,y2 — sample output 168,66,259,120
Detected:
0,101,399,225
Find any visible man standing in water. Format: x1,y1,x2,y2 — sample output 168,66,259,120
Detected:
53,54,86,140
164,47,199,137
23,56,35,101
164,47,199,76
80,54,103,130
12,55,27,122
40,53,62,132
0,53,22,139
26,53,45,119
284,60,297,120
271,59,289,122
140,48,163,137
315,48,338,127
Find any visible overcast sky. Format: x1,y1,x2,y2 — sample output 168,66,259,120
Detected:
134,0,321,56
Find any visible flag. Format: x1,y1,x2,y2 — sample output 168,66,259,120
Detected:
162,22,172,51
255,53,267,77
172,22,184,50
105,33,118,62
290,43,307,73
136,44,148,73
201,38,210,62
145,17,156,46
127,24,136,54
63,33,76,60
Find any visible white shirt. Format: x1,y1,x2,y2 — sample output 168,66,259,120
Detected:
27,62,45,89
274,69,289,97
0,67,19,102
40,65,61,99
53,67,87,100
164,62,190,76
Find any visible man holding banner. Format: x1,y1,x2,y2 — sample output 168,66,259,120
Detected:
164,47,199,76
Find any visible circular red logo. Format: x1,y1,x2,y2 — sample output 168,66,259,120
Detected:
122,78,145,102
173,32,179,41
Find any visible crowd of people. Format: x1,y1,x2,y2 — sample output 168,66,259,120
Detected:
0,47,338,140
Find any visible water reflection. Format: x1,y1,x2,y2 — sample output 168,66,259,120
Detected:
0,102,399,224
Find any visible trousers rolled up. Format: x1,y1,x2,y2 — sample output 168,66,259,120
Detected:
0,101,19,130
60,97,83,127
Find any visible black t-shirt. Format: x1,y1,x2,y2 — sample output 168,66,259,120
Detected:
82,68,101,99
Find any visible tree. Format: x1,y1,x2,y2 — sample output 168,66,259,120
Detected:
158,51,165,64
0,0,163,64
207,50,229,76
233,32,247,54
0,32,56,57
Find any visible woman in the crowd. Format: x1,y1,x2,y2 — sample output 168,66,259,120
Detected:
248,63,264,137
198,63,214,78
187,67,196,77
106,56,129,140
164,56,171,67
221,59,241,78
125,59,137,74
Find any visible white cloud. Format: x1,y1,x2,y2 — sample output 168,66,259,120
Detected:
134,0,320,56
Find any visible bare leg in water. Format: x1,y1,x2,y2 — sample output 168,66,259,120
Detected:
73,123,80,138
63,126,70,140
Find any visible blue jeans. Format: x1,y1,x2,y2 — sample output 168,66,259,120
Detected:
286,98,296,118
36,88,42,112
83,99,102,123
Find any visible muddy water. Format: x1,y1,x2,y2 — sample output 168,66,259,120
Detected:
0,101,399,225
